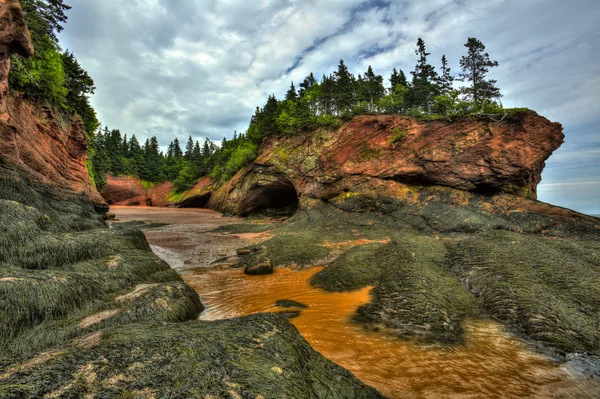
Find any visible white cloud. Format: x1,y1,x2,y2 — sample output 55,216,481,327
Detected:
58,0,600,214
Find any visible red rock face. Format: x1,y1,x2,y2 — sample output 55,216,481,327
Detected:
103,112,565,216
101,175,212,208
325,114,563,198
0,0,104,207
207,112,565,215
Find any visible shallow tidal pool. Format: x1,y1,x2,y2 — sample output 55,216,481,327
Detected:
183,266,598,399
112,206,599,398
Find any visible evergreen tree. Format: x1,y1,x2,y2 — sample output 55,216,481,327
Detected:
457,37,501,111
185,135,194,159
141,136,163,182
437,55,454,95
319,74,336,115
333,59,355,114
122,134,128,158
285,82,298,102
172,138,183,159
362,66,385,111
299,73,316,98
128,135,142,159
410,38,439,113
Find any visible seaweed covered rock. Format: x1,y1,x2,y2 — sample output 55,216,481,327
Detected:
0,313,382,398
0,3,382,397
245,187,600,355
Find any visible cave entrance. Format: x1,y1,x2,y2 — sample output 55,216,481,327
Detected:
239,180,299,217
178,193,211,208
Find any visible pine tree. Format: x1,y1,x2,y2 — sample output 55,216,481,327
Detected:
362,65,385,111
172,138,183,159
285,82,298,102
410,38,439,113
185,136,194,160
299,73,316,98
333,59,355,114
437,55,454,95
457,37,501,111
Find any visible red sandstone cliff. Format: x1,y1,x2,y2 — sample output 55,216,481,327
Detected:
101,175,211,207
101,110,570,221
207,112,565,214
0,0,105,207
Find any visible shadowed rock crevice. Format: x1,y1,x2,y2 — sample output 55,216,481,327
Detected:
178,193,211,208
239,179,299,217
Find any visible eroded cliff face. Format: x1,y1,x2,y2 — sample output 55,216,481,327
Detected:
103,111,566,217
209,112,565,215
101,175,212,208
0,0,105,210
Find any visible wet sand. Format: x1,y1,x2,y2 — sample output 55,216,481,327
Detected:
111,206,271,270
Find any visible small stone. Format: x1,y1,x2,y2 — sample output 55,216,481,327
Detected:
237,249,252,256
271,366,283,375
275,299,308,309
245,260,273,275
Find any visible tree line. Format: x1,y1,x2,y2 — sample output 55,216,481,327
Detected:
9,0,99,136
209,36,503,184
10,1,505,193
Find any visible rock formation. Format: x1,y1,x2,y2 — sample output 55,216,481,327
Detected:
209,112,564,215
101,175,211,207
0,2,380,397
0,0,105,210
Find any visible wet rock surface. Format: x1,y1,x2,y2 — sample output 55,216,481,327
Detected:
276,299,308,309
0,4,382,397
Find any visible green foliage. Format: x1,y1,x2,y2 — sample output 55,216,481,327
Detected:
390,127,406,144
315,114,341,130
9,48,68,105
275,100,299,136
432,90,471,116
357,143,381,161
377,85,408,114
457,37,501,111
223,142,258,180
173,165,197,192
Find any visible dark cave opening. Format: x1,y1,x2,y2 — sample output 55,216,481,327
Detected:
239,180,299,217
178,193,212,208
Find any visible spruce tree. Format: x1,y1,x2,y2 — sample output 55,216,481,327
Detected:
285,82,298,102
457,37,501,111
438,55,454,95
333,59,354,114
319,74,335,115
185,136,194,160
362,65,385,111
410,38,439,113
172,138,183,159
299,73,316,97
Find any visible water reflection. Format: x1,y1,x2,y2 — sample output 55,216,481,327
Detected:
184,266,598,398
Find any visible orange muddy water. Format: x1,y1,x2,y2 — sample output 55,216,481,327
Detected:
112,206,599,398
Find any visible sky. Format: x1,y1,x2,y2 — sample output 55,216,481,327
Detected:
58,0,600,215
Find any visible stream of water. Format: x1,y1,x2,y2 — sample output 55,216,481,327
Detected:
111,206,599,398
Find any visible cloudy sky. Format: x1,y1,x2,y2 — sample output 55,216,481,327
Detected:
58,0,600,215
